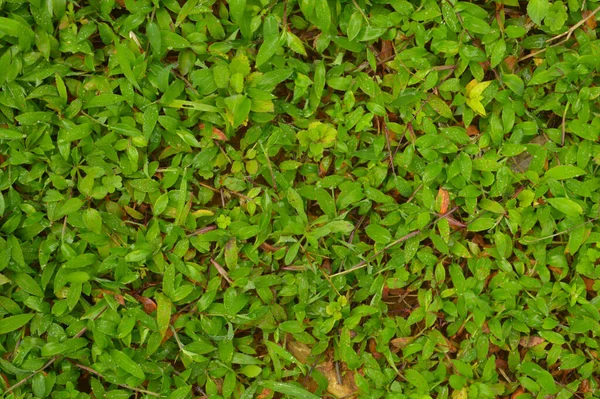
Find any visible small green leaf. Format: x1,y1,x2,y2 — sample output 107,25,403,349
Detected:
256,34,281,67
546,198,583,217
520,361,557,394
14,273,44,297
347,11,363,41
111,349,146,380
527,0,549,25
114,40,140,90
544,165,586,180
0,313,34,334
259,381,320,399
468,218,496,232
365,224,391,244
156,292,171,339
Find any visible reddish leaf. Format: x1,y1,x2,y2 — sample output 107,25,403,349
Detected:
135,294,157,314
199,123,228,141
437,188,450,214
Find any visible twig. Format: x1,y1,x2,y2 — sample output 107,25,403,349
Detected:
352,0,370,25
546,5,600,43
383,118,397,181
210,258,233,284
520,217,599,244
335,361,343,385
5,307,107,394
331,206,460,277
186,224,217,237
519,6,600,63
561,102,570,146
4,358,57,394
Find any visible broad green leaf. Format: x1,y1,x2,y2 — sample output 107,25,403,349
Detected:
111,349,146,380
0,314,34,334
259,381,319,399
14,273,44,297
365,224,391,244
256,34,281,67
156,292,171,338
520,362,557,393
546,198,583,217
527,0,549,25
544,165,585,180
468,218,496,232
347,11,363,41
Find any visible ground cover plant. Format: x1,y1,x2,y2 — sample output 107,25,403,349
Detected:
1,0,600,398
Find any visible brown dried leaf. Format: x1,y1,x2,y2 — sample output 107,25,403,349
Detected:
114,294,125,306
210,258,233,284
504,56,517,71
390,336,414,350
583,277,596,291
135,295,158,314
256,388,273,399
380,40,394,61
511,387,526,399
286,339,312,364
317,361,357,399
466,125,479,136
519,336,545,347
260,242,281,252
583,10,597,29
287,340,357,398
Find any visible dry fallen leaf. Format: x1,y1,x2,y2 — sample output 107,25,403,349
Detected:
519,336,545,347
511,387,526,398
134,294,158,314
466,125,479,136
287,339,357,398
583,10,597,30
582,277,596,291
390,336,415,350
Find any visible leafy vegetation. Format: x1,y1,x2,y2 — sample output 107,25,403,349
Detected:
1,0,600,398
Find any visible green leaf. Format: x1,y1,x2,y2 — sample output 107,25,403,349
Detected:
462,14,491,34
527,0,549,25
546,198,583,217
365,224,392,244
0,128,25,140
503,74,524,96
111,349,146,380
315,188,336,219
256,34,281,67
0,314,34,334
429,95,453,118
404,369,429,393
114,40,140,90
224,95,252,128
347,11,363,41
14,273,44,297
156,292,171,339
520,362,557,394
314,0,331,32
169,386,191,399
286,31,307,56
468,218,496,232
259,381,320,399
544,165,586,180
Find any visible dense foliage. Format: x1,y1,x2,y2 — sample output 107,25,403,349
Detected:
1,0,600,398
